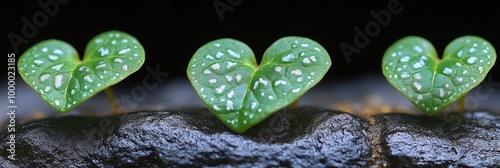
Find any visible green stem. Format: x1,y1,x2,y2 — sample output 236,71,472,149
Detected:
104,88,119,115
457,95,466,113
454,95,467,123
289,100,299,108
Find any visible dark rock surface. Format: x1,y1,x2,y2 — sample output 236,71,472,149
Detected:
374,112,500,167
1,107,499,167
0,107,371,167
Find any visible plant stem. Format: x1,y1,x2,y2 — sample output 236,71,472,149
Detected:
104,88,119,115
290,100,299,108
457,95,466,113
453,95,467,123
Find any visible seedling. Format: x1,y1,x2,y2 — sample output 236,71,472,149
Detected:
18,30,145,114
187,36,331,133
382,35,496,115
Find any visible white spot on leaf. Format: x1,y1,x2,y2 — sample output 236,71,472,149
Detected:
413,60,425,69
413,82,422,91
469,47,476,53
291,69,302,76
400,56,410,62
96,62,106,69
99,47,110,56
227,61,237,69
48,55,58,60
40,74,50,82
225,75,233,82
79,66,90,72
401,72,410,78
84,75,93,83
235,74,242,82
227,90,234,98
467,57,477,64
55,75,63,88
118,48,131,54
203,69,211,75
211,63,220,70
414,73,422,80
259,78,268,85
251,102,257,109
52,64,63,71
443,68,453,75
253,81,260,90
310,56,317,62
213,105,220,111
53,49,63,55
226,100,234,110
114,58,123,63
439,88,445,97
274,80,287,86
303,58,311,64
227,49,240,58
414,46,423,53
275,66,282,73
216,85,226,94
282,54,296,62
216,52,224,58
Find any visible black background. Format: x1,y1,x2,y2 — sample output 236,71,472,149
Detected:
3,0,500,84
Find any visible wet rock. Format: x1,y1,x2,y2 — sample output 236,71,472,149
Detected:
373,112,500,167
0,107,371,167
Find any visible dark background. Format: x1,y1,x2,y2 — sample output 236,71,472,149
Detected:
3,0,500,84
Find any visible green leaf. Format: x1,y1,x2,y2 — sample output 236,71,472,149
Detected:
382,36,496,114
187,37,331,133
18,30,145,113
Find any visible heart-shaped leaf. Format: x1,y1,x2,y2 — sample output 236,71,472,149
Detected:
18,30,145,113
382,36,496,114
187,37,331,133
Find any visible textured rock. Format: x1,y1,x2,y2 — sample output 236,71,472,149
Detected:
0,107,371,167
1,107,499,167
373,112,500,167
